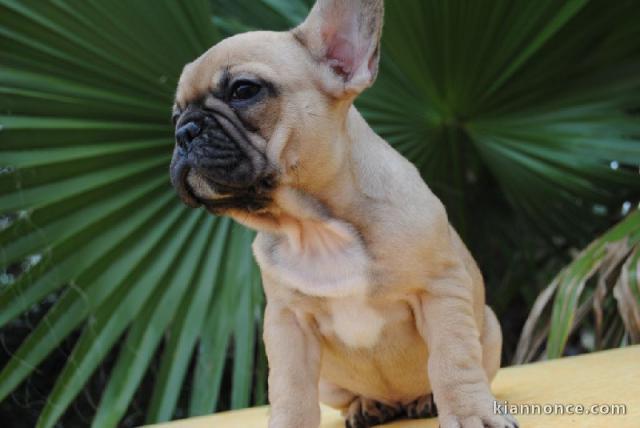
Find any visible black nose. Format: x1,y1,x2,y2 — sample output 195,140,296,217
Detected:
175,121,201,151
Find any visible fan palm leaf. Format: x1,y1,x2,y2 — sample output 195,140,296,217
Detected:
1,1,262,427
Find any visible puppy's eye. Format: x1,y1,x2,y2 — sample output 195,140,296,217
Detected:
230,81,261,102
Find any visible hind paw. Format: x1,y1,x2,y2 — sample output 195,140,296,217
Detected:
344,397,402,428
405,393,438,419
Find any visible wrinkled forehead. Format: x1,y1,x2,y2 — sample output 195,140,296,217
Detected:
175,31,307,107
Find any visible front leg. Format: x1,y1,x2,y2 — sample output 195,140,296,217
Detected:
418,268,518,428
264,302,322,428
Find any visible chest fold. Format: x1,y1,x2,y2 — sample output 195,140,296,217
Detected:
255,215,373,299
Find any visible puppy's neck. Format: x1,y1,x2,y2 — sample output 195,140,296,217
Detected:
230,106,417,297
232,183,372,298
229,185,356,243
230,107,380,228
228,108,381,268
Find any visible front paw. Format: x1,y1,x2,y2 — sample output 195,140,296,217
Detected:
439,413,518,428
438,393,518,428
269,404,321,428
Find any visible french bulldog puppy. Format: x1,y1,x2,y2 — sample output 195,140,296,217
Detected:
169,1,518,427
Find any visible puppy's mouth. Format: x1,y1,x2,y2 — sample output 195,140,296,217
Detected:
169,100,276,213
171,158,274,213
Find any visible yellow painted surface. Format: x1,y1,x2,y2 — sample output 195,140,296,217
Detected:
148,346,640,428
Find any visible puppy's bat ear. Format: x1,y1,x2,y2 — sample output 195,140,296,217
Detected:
294,0,384,98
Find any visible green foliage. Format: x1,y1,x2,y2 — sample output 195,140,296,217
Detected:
515,210,640,363
361,0,640,237
0,1,262,427
1,0,639,426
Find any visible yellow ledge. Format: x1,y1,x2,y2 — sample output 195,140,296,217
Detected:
148,346,639,428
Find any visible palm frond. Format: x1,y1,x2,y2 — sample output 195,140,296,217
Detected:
0,1,262,427
514,209,640,363
210,0,312,34
360,0,640,237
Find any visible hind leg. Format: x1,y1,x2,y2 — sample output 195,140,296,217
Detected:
319,379,357,410
344,396,403,428
320,380,402,428
343,393,438,427
405,393,438,419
